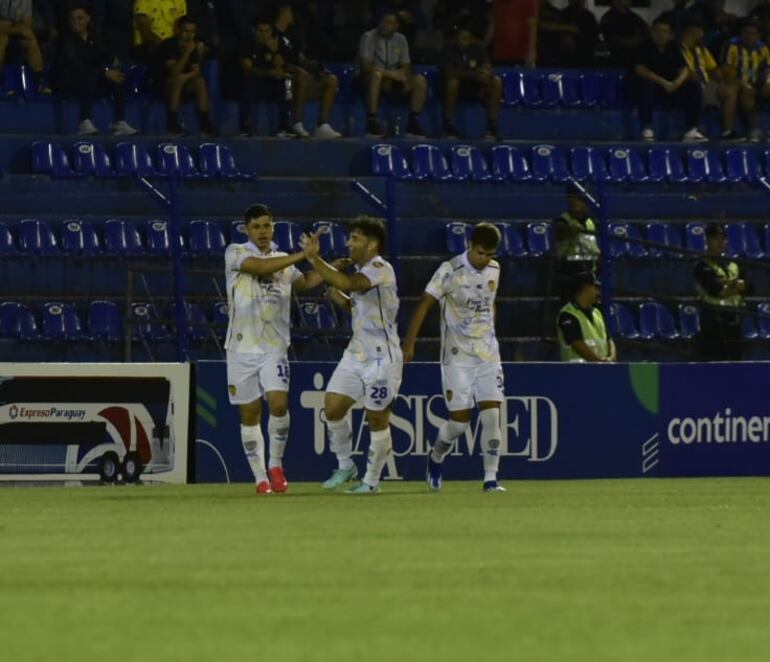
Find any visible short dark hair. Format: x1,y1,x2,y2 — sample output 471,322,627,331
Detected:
652,13,674,29
470,222,501,250
176,14,196,28
68,2,92,14
349,216,387,252
244,204,273,224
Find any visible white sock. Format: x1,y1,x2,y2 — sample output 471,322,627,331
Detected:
480,408,502,482
268,412,290,469
241,424,267,483
327,417,354,470
431,419,469,463
363,428,392,488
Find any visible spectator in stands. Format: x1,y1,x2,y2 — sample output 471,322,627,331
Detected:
272,2,342,138
491,0,538,67
694,223,747,361
538,0,599,68
356,9,427,138
154,14,216,136
680,21,739,140
51,4,137,137
433,0,491,41
600,0,649,69
632,14,706,143
440,26,502,140
720,19,770,143
134,0,186,63
556,272,615,363
0,0,50,95
372,0,427,47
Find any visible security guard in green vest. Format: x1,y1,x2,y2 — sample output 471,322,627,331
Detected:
557,272,617,363
694,223,747,361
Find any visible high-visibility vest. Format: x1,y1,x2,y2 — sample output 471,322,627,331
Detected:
556,213,600,260
696,258,743,308
558,302,609,362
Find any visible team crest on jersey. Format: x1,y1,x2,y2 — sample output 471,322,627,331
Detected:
488,280,496,291
229,385,237,396
446,389,453,402
372,261,385,268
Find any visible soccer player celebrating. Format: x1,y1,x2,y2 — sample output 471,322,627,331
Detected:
402,222,505,492
224,204,324,495
300,217,402,494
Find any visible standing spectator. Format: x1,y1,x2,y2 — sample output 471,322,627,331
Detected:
720,19,770,142
632,14,706,143
440,26,502,140
491,0,538,67
51,4,137,136
154,14,216,136
355,10,427,138
372,0,427,47
134,0,186,63
0,0,49,95
599,0,649,69
273,2,341,138
558,0,599,68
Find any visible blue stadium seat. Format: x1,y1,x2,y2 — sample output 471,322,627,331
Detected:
450,145,491,182
156,143,204,179
324,63,354,103
312,221,347,257
446,221,468,253
274,220,304,253
198,142,253,180
115,142,159,177
146,220,185,257
31,141,83,178
531,144,570,182
125,63,149,96
130,302,169,342
725,148,763,183
639,301,679,340
757,302,770,339
87,300,124,342
411,144,452,181
741,223,765,259
0,302,39,341
370,144,411,180
0,222,15,256
71,141,116,178
298,301,336,332
526,222,552,256
167,302,210,342
490,145,531,182
742,314,758,339
520,70,543,107
570,146,610,183
608,223,630,258
685,223,707,252
501,70,522,106
212,301,229,341
678,304,700,339
103,219,144,256
725,223,745,258
494,222,527,257
686,148,726,184
41,302,86,341
647,147,688,183
599,71,626,107
646,222,683,257
18,219,59,256
579,72,603,107
626,224,648,258
229,220,247,244
608,302,639,339
187,220,227,257
607,147,648,183
60,220,101,256
542,71,581,107
0,64,24,98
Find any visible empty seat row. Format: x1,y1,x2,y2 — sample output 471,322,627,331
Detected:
502,70,625,109
31,141,253,180
371,143,770,185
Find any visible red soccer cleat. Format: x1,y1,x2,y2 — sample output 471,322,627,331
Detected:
268,466,288,493
256,480,273,495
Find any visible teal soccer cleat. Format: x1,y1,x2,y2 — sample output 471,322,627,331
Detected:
322,466,358,490
345,482,381,494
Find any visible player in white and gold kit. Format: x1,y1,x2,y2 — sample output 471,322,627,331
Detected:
225,204,324,495
300,217,402,494
402,223,506,492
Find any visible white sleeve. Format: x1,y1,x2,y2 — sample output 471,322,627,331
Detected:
225,244,249,272
399,35,411,65
424,263,449,300
289,265,303,284
359,260,391,289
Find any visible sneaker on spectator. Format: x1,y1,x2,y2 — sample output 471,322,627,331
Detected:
167,118,187,137
313,122,341,139
291,121,310,138
404,117,426,138
366,117,386,138
682,127,708,143
77,118,99,135
275,127,297,138
37,83,52,95
749,128,762,143
720,130,745,142
111,120,138,136
641,127,655,142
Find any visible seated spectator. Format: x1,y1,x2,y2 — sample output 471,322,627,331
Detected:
51,4,137,136
372,0,427,47
273,2,341,138
0,0,50,95
538,0,598,68
632,14,706,143
599,0,649,69
355,10,426,138
491,0,538,67
440,26,502,140
153,15,216,136
134,0,186,63
720,19,770,142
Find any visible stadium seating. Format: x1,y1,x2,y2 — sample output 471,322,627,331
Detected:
187,220,227,257
273,221,303,253
450,145,492,182
229,221,247,244
115,142,159,177
60,220,102,256
198,143,253,180
130,302,169,342
297,301,337,333
646,223,683,257
494,222,527,257
87,300,124,342
71,142,116,178
370,143,411,180
608,302,639,339
411,144,452,181
103,220,144,257
17,219,59,256
145,219,185,257
0,222,15,256
526,222,552,256
607,147,648,183
156,143,204,179
446,222,468,253
312,221,347,256
685,223,707,253
725,148,763,184
758,303,770,339
686,148,726,184
647,147,688,184
212,302,229,341
490,145,531,182
678,304,700,339
31,141,83,178
639,301,679,340
41,302,86,341
542,71,581,108
531,144,570,182
0,301,39,340
570,146,610,183
742,314,758,339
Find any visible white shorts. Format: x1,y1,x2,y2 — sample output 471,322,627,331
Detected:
441,361,504,411
226,351,290,405
327,354,403,411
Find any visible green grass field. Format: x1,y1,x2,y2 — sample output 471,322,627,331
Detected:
1,479,769,662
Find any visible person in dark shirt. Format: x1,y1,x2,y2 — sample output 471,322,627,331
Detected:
600,0,649,68
440,26,502,139
539,0,599,68
632,14,705,142
51,4,137,136
154,14,217,136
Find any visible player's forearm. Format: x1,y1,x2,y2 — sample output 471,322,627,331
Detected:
571,340,604,362
326,287,351,313
308,257,352,291
241,252,304,277
295,270,325,292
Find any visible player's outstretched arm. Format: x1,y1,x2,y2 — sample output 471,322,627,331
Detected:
299,234,372,293
402,292,437,363
325,287,352,314
294,258,352,293
239,252,305,278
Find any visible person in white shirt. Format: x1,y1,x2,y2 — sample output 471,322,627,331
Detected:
224,204,324,495
402,222,506,492
300,217,402,494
